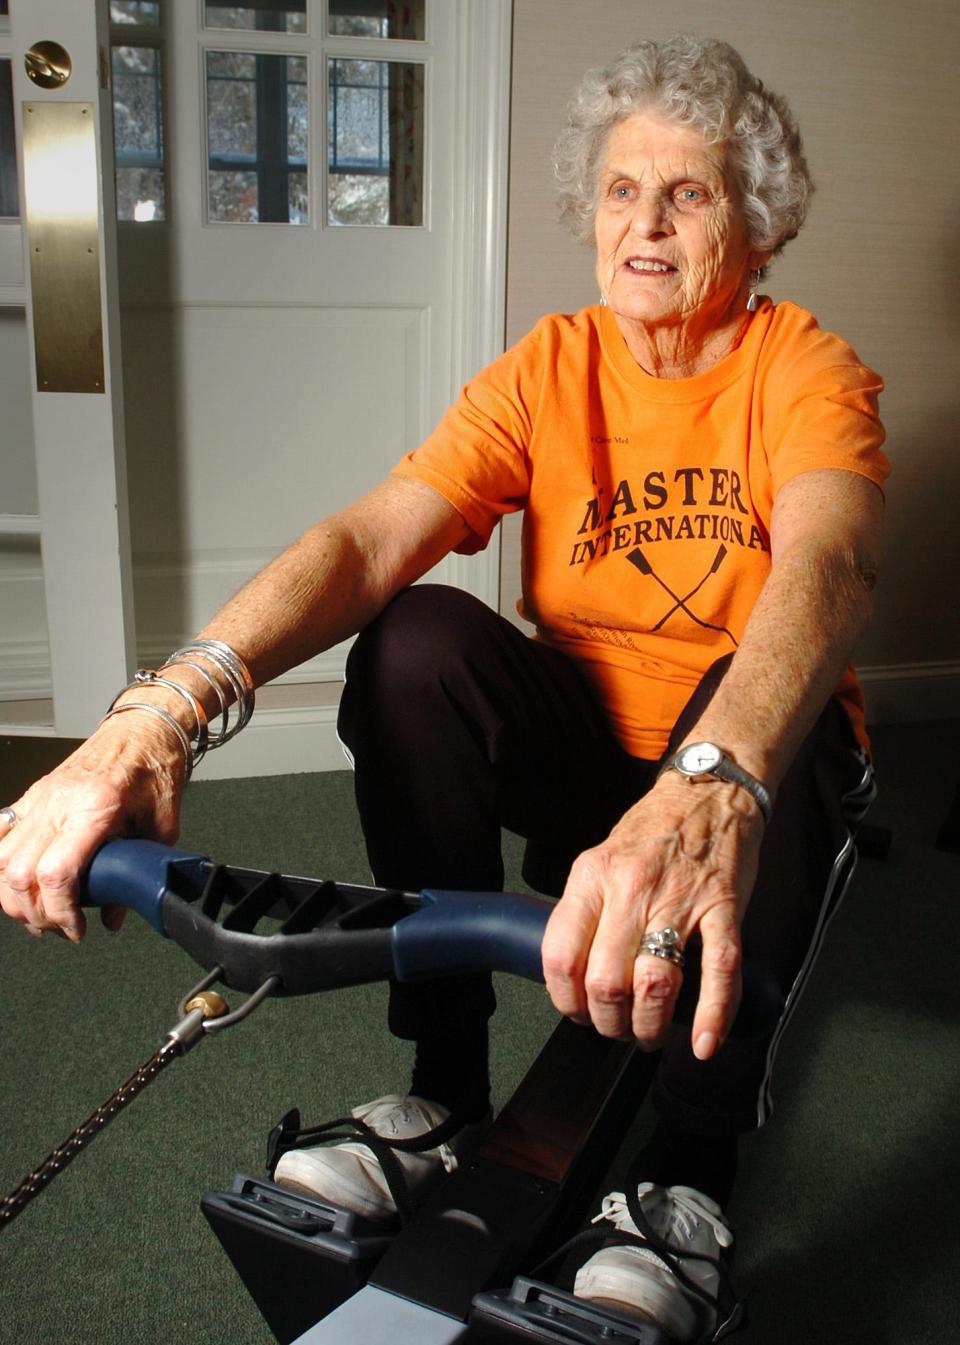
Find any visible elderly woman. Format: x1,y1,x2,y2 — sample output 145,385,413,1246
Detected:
0,35,886,1342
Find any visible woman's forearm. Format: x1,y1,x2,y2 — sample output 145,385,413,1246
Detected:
675,469,884,795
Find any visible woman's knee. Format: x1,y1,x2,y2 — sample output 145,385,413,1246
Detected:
338,585,506,753
347,585,495,691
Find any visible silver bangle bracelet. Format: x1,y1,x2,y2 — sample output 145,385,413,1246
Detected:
181,650,250,739
131,670,210,765
168,641,255,743
195,639,254,694
199,641,255,733
100,702,194,780
160,656,231,747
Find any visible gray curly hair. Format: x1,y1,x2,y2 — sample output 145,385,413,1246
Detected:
554,34,813,258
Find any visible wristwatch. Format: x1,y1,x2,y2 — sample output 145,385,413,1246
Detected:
659,741,772,823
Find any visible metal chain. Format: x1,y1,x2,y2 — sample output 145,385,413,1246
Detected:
0,980,274,1231
0,1037,180,1228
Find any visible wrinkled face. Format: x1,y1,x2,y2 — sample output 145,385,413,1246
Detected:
594,111,758,334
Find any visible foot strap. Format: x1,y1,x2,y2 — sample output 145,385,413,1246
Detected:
530,1147,747,1344
265,1101,476,1224
622,1174,746,1343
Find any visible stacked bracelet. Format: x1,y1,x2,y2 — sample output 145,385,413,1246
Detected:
133,670,209,764
164,640,255,743
100,640,255,778
158,656,230,745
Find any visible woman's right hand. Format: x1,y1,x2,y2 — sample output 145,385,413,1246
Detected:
0,716,187,941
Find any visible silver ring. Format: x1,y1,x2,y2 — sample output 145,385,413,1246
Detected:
638,926,685,970
0,806,17,828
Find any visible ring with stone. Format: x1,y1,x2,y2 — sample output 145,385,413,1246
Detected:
638,925,685,970
0,806,17,828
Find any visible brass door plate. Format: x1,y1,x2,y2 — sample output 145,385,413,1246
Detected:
22,101,105,394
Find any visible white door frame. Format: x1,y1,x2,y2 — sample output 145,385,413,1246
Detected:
441,0,512,605
3,0,136,738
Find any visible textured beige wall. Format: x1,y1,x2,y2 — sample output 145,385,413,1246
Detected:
502,0,960,695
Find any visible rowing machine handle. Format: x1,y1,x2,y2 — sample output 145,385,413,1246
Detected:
397,887,783,1037
80,840,550,985
82,840,782,1035
393,888,547,982
83,839,209,936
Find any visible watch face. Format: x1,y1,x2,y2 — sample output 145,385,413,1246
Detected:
678,742,723,774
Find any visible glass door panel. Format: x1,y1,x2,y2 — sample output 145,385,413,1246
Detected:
327,0,425,41
0,57,17,217
206,50,309,223
204,2,308,34
327,57,423,226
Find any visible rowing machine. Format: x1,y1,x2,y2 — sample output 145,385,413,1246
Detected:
3,839,772,1343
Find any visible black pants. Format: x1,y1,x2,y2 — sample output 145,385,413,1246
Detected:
337,585,874,1135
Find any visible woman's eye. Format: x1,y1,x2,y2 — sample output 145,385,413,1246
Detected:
611,182,634,201
676,186,706,205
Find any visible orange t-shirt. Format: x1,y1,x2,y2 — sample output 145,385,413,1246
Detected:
393,299,889,758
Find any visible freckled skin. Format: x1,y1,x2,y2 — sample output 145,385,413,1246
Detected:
594,112,771,378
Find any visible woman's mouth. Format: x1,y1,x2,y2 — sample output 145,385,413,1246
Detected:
626,257,676,274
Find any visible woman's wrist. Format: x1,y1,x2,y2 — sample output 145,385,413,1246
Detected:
102,640,255,778
650,765,768,827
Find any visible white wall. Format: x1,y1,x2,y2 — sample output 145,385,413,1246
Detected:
503,0,960,722
0,306,49,700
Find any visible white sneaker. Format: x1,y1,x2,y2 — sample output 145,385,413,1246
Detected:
574,1183,734,1343
273,1094,484,1220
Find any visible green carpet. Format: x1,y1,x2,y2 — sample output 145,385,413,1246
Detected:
1,724,957,1344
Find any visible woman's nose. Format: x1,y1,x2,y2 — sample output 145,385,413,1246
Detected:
629,193,674,239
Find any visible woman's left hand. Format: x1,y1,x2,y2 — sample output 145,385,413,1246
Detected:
541,772,765,1059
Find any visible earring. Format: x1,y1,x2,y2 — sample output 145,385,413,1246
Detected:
746,269,761,312
599,293,608,307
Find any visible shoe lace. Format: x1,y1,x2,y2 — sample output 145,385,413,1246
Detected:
596,1185,733,1251
265,1100,475,1225
621,1179,744,1343
531,1179,745,1345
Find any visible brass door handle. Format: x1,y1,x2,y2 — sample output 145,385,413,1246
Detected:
25,41,72,90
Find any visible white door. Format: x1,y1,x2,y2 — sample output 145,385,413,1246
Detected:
0,0,511,774
1,0,136,739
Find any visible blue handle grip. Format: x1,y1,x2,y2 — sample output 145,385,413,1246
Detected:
391,888,550,983
392,888,784,1039
83,839,209,936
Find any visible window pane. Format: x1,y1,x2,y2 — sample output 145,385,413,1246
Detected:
328,0,425,40
328,172,388,226
208,168,259,222
110,2,161,24
207,51,309,223
0,59,17,217
327,58,423,226
204,2,307,33
113,46,166,220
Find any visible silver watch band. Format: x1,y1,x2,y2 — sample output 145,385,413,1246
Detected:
660,742,773,824
712,755,773,823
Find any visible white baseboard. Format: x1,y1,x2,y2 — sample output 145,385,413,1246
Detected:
189,700,351,780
